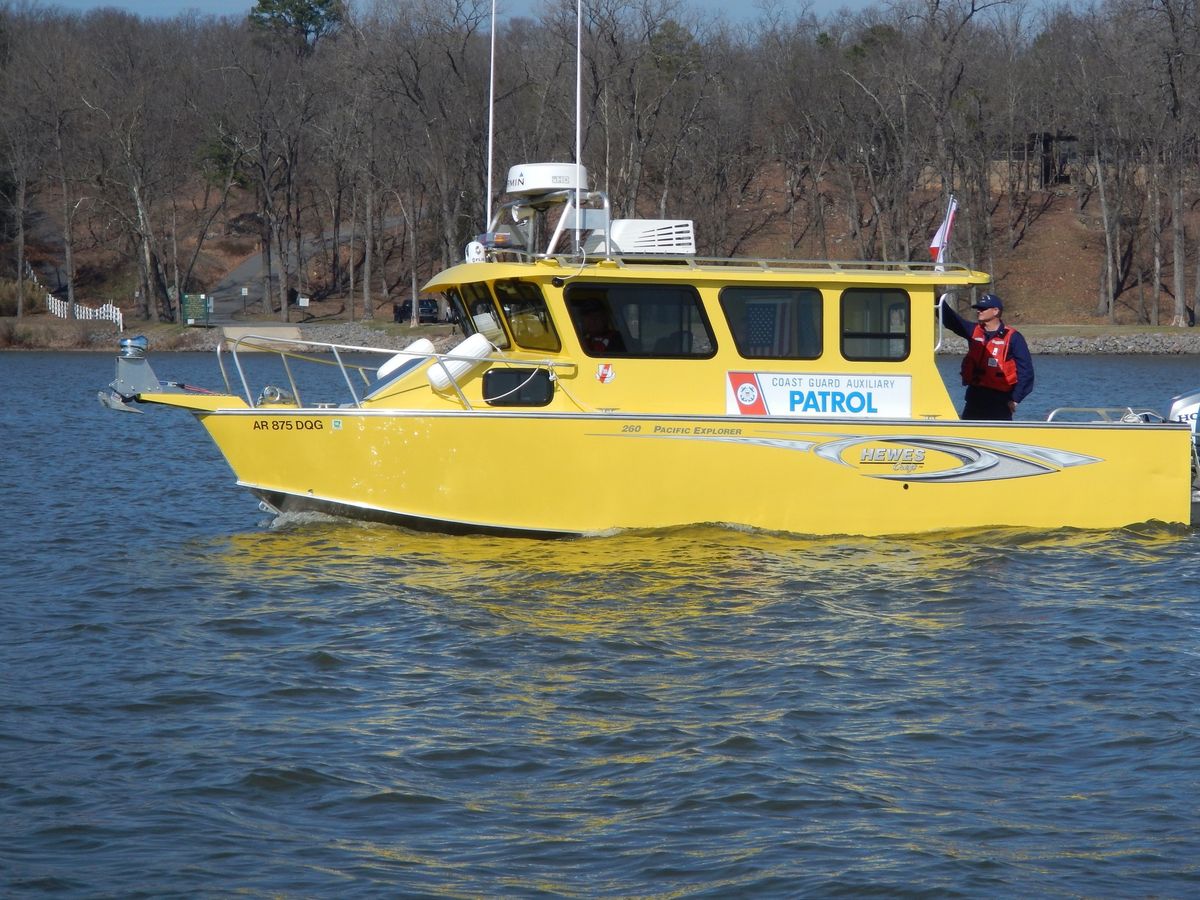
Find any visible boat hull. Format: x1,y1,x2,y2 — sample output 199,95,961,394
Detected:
195,408,1193,536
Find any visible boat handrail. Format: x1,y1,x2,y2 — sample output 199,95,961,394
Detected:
1046,406,1166,424
935,292,947,353
217,333,573,410
219,335,385,408
475,250,979,276
603,255,978,275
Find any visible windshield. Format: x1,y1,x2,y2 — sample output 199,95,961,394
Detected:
492,280,561,352
448,283,510,349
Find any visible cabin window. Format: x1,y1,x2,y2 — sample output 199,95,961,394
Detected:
492,280,561,352
719,287,822,359
841,289,909,361
441,290,470,329
451,283,510,349
482,367,555,406
564,282,716,357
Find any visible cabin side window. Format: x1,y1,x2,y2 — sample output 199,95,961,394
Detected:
719,286,822,359
840,289,910,361
564,283,716,358
492,280,561,352
452,283,510,349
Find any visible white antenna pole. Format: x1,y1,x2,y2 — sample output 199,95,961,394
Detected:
574,0,583,252
485,0,497,230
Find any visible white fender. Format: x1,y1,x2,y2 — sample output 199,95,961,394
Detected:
377,338,435,380
428,333,493,391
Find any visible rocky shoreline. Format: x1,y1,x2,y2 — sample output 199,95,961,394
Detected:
938,331,1200,355
5,317,1200,355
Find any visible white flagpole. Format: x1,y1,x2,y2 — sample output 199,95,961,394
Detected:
485,0,497,230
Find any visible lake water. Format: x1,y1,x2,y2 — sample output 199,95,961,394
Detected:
3,350,1199,896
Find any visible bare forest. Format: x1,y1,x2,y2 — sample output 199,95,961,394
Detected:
1,0,1199,327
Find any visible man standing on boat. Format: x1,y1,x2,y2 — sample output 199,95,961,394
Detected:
941,293,1035,421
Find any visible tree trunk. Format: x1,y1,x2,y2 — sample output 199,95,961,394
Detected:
362,185,373,320
274,213,290,322
348,188,356,322
1150,160,1161,327
260,239,273,318
1094,150,1115,319
14,178,26,319
1171,176,1186,326
141,235,164,321
57,151,78,319
410,205,419,324
329,187,343,294
170,206,181,313
133,181,175,322
293,202,304,313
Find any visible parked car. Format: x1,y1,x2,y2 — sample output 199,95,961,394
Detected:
394,298,440,324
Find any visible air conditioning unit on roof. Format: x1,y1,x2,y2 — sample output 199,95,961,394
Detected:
587,219,696,255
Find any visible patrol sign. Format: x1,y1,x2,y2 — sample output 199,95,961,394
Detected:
726,372,911,418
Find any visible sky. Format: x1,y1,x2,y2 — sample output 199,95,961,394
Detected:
48,0,251,14
45,0,870,24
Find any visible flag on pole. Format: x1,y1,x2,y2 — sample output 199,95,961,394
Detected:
930,195,958,268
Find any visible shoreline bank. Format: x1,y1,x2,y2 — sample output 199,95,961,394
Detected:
940,330,1200,355
4,316,1200,355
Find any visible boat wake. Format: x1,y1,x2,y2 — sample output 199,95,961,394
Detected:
265,509,363,531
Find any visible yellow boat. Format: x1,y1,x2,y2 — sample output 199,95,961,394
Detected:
100,164,1199,536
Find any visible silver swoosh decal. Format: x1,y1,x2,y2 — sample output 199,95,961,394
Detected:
813,435,1100,482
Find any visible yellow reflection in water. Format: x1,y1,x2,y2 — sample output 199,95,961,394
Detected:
195,513,1193,894
208,514,1191,641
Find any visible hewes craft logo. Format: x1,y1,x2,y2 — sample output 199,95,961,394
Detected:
726,372,911,418
852,444,928,475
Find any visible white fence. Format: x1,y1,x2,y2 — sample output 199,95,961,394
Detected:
24,262,123,332
45,294,124,332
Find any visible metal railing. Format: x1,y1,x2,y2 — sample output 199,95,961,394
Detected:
216,334,573,411
1045,406,1165,424
603,256,978,275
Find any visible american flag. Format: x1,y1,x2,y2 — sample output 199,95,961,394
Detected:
745,301,793,357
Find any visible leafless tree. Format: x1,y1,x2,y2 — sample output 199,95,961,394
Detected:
3,0,1200,328
0,6,50,318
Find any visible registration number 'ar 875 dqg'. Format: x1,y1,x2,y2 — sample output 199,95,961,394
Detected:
252,419,324,431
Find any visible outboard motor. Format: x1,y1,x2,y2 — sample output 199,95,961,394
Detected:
1167,388,1200,492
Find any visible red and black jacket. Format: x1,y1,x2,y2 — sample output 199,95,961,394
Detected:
961,324,1019,392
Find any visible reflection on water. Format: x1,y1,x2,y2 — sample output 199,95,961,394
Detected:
3,352,1200,896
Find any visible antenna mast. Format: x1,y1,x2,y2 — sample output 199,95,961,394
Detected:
485,0,497,229
573,0,583,252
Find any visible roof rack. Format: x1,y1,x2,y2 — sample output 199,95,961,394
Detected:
589,255,979,276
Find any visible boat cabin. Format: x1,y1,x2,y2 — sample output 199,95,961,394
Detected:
367,162,991,420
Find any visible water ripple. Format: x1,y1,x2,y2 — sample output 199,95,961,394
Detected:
3,354,1200,896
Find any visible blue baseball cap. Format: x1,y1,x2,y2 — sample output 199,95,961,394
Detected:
971,293,1003,311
